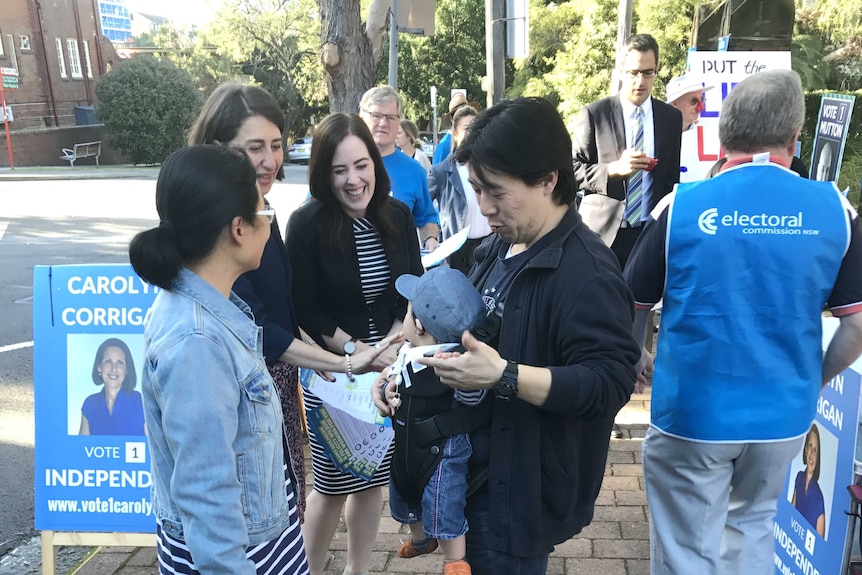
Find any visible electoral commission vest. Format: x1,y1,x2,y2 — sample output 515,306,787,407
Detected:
653,163,851,442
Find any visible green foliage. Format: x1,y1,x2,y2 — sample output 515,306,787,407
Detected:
149,24,234,95
633,0,699,99
144,0,326,139
384,0,487,128
95,56,203,165
802,0,862,45
791,32,835,90
507,0,581,106
208,0,326,137
547,0,618,124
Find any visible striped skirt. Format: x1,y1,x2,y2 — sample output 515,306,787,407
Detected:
155,464,309,575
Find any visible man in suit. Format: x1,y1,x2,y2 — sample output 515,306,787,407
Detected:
429,104,492,274
573,34,682,269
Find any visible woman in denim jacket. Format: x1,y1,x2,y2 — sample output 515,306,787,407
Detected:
129,145,309,575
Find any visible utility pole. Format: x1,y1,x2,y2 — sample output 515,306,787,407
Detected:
484,0,506,107
388,0,399,90
610,0,633,95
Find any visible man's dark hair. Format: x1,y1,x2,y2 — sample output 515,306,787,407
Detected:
625,34,660,65
455,97,576,206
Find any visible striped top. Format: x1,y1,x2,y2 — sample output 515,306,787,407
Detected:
155,464,309,575
353,218,390,342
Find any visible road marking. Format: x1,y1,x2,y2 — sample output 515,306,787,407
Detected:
0,221,7,240
0,341,33,354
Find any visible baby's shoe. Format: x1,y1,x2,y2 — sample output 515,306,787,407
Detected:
443,559,472,575
397,536,438,558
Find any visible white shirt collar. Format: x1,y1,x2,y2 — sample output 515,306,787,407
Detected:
619,93,653,121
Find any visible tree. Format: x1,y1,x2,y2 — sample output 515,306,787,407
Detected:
634,0,700,98
391,0,487,127
208,0,328,135
318,0,389,112
149,24,234,95
95,57,203,165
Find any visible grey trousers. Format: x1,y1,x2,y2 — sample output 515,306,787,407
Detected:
643,426,803,575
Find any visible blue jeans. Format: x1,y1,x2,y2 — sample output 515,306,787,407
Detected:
389,434,471,540
464,494,550,575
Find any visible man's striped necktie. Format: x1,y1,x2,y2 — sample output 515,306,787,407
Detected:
624,106,645,226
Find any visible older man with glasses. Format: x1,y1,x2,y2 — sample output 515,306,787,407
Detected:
360,85,440,251
573,34,682,270
666,74,714,132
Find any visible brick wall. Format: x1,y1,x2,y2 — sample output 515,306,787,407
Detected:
0,124,129,167
0,0,106,130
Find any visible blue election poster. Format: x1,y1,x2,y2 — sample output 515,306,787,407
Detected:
773,319,861,574
34,264,159,533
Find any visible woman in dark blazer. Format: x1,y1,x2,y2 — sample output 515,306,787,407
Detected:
286,113,422,575
188,85,393,523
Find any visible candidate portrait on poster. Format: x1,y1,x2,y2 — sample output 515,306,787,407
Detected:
812,140,837,182
786,421,836,540
67,334,146,436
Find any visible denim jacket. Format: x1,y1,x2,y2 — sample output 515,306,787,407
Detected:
143,268,291,574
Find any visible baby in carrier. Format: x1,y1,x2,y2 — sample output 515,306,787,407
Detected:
376,266,491,575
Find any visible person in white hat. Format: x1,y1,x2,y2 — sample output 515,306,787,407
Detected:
666,74,713,131
433,93,470,165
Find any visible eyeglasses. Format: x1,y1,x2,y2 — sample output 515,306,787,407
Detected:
625,69,657,79
365,111,400,124
256,208,275,223
101,358,127,370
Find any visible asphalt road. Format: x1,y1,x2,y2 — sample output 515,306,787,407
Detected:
0,166,309,564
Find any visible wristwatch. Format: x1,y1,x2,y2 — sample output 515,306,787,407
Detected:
493,360,519,398
343,340,357,355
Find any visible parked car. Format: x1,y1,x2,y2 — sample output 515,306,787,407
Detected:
418,132,435,160
287,137,312,164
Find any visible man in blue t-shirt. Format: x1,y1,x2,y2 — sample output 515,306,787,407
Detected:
360,86,440,252
625,69,862,575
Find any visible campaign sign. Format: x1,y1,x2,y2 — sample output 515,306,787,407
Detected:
34,264,159,532
810,94,855,183
680,51,792,182
773,318,862,575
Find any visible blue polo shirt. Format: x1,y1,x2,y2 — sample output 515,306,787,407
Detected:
625,158,862,442
382,149,439,228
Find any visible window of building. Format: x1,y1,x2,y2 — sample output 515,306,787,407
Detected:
0,31,5,57
19,35,31,51
82,41,93,78
55,38,67,78
67,39,82,78
6,35,17,70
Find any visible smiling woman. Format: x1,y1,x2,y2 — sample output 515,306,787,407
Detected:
79,337,144,436
187,85,396,524
286,113,422,575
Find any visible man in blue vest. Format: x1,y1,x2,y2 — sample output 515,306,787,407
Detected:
625,69,862,574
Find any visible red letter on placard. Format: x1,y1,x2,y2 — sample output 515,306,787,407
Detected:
697,126,718,162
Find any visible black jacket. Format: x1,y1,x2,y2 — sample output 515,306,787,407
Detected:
232,210,299,366
469,205,640,557
285,199,423,344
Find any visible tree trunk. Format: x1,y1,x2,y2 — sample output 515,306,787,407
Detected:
318,0,389,113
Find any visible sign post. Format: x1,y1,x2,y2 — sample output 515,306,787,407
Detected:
0,66,17,169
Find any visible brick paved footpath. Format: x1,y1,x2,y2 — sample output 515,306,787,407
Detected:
63,386,653,575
